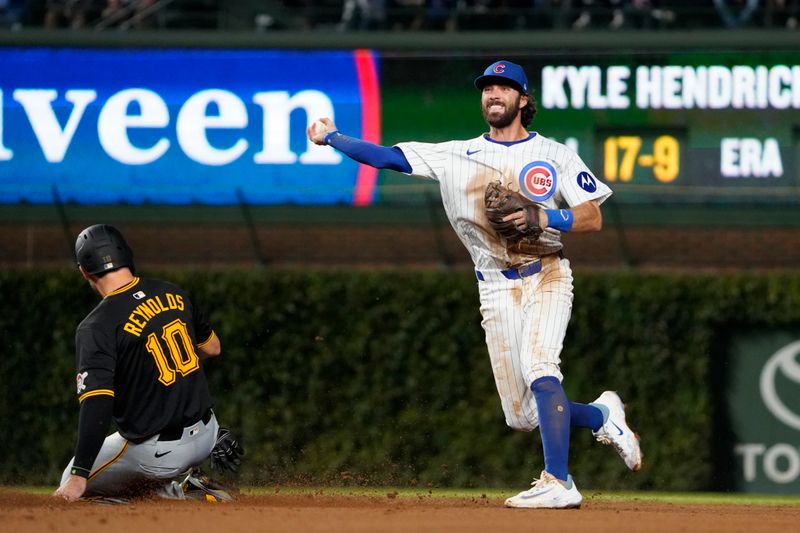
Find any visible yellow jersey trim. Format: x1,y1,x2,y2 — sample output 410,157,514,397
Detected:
88,441,128,481
197,330,217,348
105,277,140,298
79,389,115,403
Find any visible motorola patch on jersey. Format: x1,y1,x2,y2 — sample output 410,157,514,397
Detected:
133,291,146,300
577,171,597,193
518,160,557,201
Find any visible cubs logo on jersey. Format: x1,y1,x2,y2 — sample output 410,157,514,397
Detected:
518,161,557,202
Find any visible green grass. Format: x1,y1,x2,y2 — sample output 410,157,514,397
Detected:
0,486,56,496
239,486,800,506
581,491,800,506
6,486,799,506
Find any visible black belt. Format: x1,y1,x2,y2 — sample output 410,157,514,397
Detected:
157,409,212,442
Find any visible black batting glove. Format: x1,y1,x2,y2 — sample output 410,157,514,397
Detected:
210,426,245,473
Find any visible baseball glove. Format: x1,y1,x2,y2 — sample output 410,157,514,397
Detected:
484,181,543,242
210,427,245,473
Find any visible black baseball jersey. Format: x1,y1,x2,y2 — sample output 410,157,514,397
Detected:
74,277,215,442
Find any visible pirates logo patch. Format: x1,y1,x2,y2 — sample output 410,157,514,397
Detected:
76,371,88,394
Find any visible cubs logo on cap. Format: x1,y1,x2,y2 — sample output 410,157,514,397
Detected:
474,60,529,94
518,161,557,202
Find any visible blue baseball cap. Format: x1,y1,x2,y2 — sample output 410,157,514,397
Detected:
474,60,529,94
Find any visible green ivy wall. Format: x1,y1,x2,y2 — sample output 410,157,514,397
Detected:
2,269,798,491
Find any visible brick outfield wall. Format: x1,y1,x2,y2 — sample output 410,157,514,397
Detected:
3,222,800,271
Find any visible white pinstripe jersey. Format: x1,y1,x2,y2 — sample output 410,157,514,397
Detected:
396,132,613,270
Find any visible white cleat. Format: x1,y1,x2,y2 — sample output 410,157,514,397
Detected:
592,391,643,471
504,471,583,509
155,480,186,500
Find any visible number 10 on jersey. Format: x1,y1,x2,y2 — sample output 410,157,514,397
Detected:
602,134,681,183
146,319,200,386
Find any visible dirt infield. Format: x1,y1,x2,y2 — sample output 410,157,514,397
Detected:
3,490,799,533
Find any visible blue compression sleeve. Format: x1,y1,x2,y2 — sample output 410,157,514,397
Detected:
531,376,571,481
324,131,412,173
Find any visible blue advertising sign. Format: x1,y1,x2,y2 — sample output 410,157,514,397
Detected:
0,48,381,205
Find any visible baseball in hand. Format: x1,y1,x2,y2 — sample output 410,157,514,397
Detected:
308,118,334,145
311,120,328,138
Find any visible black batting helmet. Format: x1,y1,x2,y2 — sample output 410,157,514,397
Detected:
75,224,135,276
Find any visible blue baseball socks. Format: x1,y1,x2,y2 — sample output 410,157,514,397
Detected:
531,376,571,481
571,401,606,431
531,376,609,481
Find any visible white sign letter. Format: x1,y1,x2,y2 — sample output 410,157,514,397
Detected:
768,65,792,109
253,90,341,165
662,66,683,109
607,66,630,109
98,89,170,165
721,138,741,177
763,444,800,484
177,89,248,166
735,443,766,482
636,66,661,109
0,89,12,161
541,66,569,109
708,67,732,109
761,138,783,178
585,66,608,109
14,89,97,163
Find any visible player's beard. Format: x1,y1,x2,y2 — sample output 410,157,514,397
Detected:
481,96,522,129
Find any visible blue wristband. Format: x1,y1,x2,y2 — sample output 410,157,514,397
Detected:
322,130,340,145
544,209,574,232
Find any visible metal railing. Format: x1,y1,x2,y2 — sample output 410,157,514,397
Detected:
20,2,800,33
94,0,177,31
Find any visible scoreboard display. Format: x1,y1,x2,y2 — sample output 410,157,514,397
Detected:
1,41,798,206
528,54,800,203
599,131,682,184
380,47,800,205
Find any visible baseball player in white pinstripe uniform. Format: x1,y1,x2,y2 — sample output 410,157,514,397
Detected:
308,59,642,509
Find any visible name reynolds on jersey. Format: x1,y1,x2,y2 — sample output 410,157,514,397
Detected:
123,293,185,337
0,88,342,165
541,64,800,109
